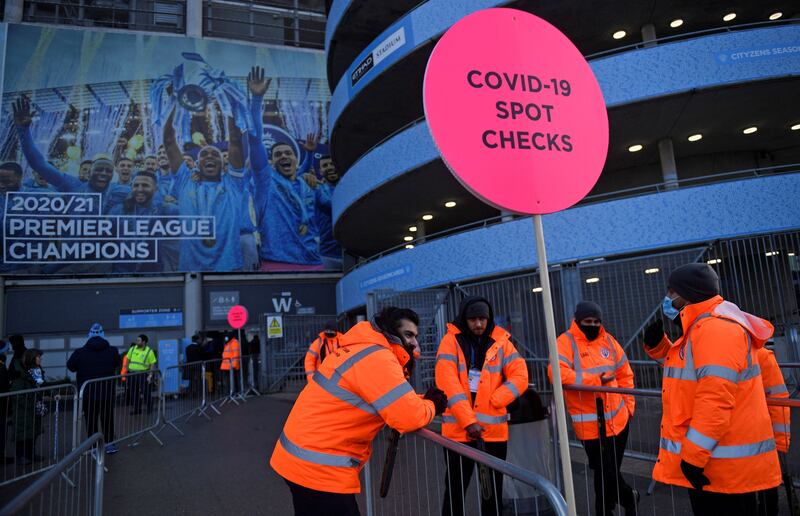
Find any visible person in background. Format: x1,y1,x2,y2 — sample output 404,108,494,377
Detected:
435,296,528,516
125,334,157,415
7,334,27,383
221,332,242,393
10,349,45,465
643,263,780,515
755,340,791,516
303,321,342,381
67,323,121,455
549,301,637,516
0,340,11,463
115,157,134,186
78,160,92,182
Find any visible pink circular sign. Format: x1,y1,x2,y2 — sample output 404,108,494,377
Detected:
423,8,609,214
227,305,248,329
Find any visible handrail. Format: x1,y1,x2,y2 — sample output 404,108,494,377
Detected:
346,163,800,272
586,18,800,60
0,433,104,516
414,427,569,516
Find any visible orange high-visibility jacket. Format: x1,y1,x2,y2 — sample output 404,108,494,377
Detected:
270,321,435,494
757,347,790,453
221,339,241,371
646,296,781,494
304,331,342,380
548,322,634,441
435,323,528,442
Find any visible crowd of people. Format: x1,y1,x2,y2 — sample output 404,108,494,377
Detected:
274,262,791,516
0,325,261,463
2,64,341,274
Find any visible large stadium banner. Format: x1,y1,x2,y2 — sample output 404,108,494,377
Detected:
0,24,341,275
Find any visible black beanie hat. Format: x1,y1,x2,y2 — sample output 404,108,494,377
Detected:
465,301,490,319
668,263,720,303
574,301,602,322
323,320,338,332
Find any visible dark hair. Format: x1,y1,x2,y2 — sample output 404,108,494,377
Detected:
80,160,92,166
133,170,157,183
270,142,295,159
9,334,25,353
22,349,42,370
0,162,23,177
374,306,419,337
319,155,332,162
138,334,149,344
117,157,133,164
144,155,157,161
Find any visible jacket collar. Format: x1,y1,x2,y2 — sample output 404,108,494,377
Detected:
679,295,724,333
568,320,607,344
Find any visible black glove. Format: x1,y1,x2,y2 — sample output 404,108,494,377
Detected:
423,387,447,415
680,460,710,490
643,319,664,349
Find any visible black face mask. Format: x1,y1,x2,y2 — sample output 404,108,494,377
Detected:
579,324,601,341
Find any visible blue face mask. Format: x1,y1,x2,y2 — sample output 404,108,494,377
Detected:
662,296,681,320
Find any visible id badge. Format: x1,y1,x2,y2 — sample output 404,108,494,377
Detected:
468,368,481,393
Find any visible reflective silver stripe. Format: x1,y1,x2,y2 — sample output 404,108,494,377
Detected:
335,346,383,377
711,439,775,459
313,372,377,415
664,366,696,381
584,365,616,375
558,354,573,368
279,432,361,468
696,365,739,383
659,437,776,458
615,356,629,369
660,437,682,454
686,427,718,451
571,399,625,424
305,371,314,376
458,364,467,373
476,413,508,424
448,393,468,408
442,415,458,424
765,384,788,396
372,382,414,412
572,412,597,423
437,353,458,364
502,381,520,399
502,352,521,367
737,365,760,381
484,364,502,373
566,332,583,385
773,423,790,433
308,350,319,358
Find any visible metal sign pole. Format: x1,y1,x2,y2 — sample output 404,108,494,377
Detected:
534,214,576,515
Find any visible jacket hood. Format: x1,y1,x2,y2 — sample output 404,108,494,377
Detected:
455,295,496,336
338,321,395,349
683,296,774,348
85,336,110,351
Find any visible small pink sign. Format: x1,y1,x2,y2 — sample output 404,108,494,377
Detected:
423,8,609,214
227,305,249,329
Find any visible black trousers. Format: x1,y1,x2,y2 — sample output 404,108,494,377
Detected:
285,479,359,516
82,396,115,443
128,374,153,413
582,423,637,516
442,440,507,516
688,489,758,516
756,487,779,516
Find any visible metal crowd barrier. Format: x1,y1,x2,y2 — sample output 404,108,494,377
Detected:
558,383,798,515
0,433,105,516
76,370,163,450
0,384,78,487
360,425,568,516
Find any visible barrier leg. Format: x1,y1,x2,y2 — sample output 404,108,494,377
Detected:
243,357,261,398
226,368,240,406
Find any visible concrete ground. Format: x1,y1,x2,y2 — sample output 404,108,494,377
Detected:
102,394,297,516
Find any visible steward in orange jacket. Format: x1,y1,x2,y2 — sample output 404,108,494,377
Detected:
756,344,790,515
435,296,527,516
220,336,240,371
548,301,638,516
271,307,446,514
304,321,342,381
644,263,780,515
